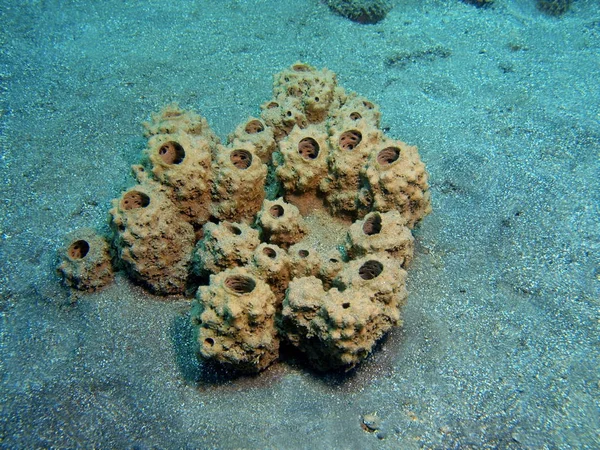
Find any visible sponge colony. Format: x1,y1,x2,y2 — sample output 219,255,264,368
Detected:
61,63,431,374
190,63,431,372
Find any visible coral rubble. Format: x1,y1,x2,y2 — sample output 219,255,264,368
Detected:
536,0,573,16
461,0,494,7
59,63,431,373
325,0,393,24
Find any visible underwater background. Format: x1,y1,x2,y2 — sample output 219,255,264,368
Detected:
1,0,599,448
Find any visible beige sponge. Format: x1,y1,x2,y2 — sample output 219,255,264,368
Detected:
210,143,267,223
143,103,219,144
57,228,114,292
193,221,260,276
346,210,415,267
143,130,214,227
256,197,307,249
227,117,276,164
362,140,431,228
275,124,330,195
63,63,432,375
247,243,290,304
281,254,407,371
323,121,383,217
191,268,279,373
109,182,195,294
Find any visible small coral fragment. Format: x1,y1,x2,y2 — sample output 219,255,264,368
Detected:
536,0,572,16
461,0,494,7
325,0,393,24
361,413,382,433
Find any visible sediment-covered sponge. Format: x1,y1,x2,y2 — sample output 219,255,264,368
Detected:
191,268,279,373
322,121,384,217
256,198,307,249
333,254,408,313
275,124,330,195
247,243,291,304
272,62,338,124
109,183,195,294
260,63,341,141
57,228,114,292
227,117,276,164
260,97,307,141
210,143,267,222
62,62,431,374
287,243,323,279
328,92,381,129
362,140,431,228
281,253,406,371
281,244,344,290
142,130,214,227
261,62,430,226
137,104,221,233
346,210,415,267
143,103,219,144
193,221,260,276
318,249,345,289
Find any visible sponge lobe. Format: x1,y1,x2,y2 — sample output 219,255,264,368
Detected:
191,268,279,373
57,228,114,293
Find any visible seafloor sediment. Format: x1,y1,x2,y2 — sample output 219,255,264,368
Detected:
1,0,598,448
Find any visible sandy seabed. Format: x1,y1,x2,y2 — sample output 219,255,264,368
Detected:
1,0,598,448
